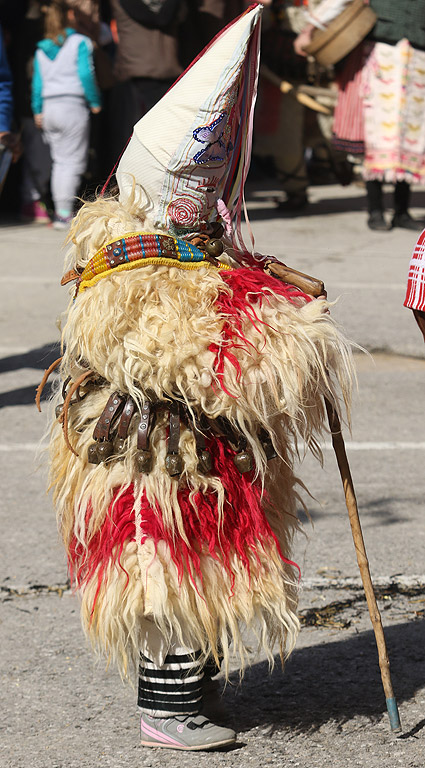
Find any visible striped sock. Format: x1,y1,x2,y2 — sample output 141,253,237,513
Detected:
138,650,204,717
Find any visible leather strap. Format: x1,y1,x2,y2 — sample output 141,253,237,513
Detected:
186,233,209,249
117,396,136,439
235,434,247,453
93,392,126,440
62,376,71,401
183,407,206,451
167,403,180,454
60,268,82,286
185,232,222,265
35,356,63,413
213,416,242,450
137,401,152,450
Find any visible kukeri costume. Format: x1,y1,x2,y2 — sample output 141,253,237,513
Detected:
42,5,353,750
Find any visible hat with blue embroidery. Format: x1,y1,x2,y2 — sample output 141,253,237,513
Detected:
116,4,262,245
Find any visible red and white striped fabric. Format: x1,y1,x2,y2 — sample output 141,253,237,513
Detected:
404,229,425,312
332,42,369,149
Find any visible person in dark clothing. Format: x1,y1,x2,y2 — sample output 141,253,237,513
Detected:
107,1,245,164
0,21,21,185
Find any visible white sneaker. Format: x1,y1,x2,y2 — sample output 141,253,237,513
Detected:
140,712,236,751
53,215,71,230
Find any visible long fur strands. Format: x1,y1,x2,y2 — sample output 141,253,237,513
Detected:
48,195,355,682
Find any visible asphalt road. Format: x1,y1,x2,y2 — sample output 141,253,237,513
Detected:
1,182,424,768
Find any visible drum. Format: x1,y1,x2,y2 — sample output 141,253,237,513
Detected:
304,0,377,66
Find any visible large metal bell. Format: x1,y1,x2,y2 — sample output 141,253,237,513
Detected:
197,449,212,474
233,451,253,474
135,449,153,474
97,441,114,461
165,452,184,477
205,238,224,258
87,443,101,464
55,404,63,419
114,437,126,455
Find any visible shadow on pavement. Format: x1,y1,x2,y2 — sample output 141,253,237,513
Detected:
244,185,425,221
0,342,61,374
0,342,60,408
224,620,424,734
298,494,412,527
0,383,54,408
246,195,367,221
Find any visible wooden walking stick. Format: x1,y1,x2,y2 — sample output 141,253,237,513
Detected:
261,260,402,731
325,397,402,732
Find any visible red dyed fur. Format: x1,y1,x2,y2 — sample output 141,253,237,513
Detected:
210,268,311,394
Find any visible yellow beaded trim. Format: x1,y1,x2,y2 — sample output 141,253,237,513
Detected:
78,256,231,293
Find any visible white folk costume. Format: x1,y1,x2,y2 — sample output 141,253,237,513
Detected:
43,4,353,748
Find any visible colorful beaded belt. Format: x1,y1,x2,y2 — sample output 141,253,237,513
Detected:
61,232,231,294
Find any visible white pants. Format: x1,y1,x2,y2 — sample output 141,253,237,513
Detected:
42,96,90,217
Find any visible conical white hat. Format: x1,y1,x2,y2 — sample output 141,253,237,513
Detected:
116,4,262,237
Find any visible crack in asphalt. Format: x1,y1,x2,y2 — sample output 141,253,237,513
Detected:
2,581,423,627
1,581,70,598
300,583,425,628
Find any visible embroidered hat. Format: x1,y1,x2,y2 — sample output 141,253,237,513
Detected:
116,4,262,243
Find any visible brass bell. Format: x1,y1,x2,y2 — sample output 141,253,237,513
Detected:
165,452,184,477
205,238,224,258
135,449,153,474
97,441,114,461
197,449,212,474
114,437,126,455
55,403,63,419
87,443,101,464
233,451,253,474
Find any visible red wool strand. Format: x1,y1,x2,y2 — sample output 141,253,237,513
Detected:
210,268,311,394
68,269,306,613
68,437,299,613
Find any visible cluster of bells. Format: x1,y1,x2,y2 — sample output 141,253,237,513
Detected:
85,440,277,476
82,413,277,478
56,374,278,475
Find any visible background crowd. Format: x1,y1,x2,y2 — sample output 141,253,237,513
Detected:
0,0,356,227
1,0,425,232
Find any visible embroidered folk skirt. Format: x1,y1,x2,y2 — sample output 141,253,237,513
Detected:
333,38,425,183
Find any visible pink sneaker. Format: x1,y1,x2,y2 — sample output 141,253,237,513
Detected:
20,200,50,224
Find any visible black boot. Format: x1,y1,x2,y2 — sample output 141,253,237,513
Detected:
392,181,424,230
366,180,390,231
368,210,391,231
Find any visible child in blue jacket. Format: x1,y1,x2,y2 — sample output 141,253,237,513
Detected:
32,1,101,228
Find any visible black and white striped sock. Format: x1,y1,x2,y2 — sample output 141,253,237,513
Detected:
138,650,204,717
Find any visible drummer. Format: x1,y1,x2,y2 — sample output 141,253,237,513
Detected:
295,0,425,232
